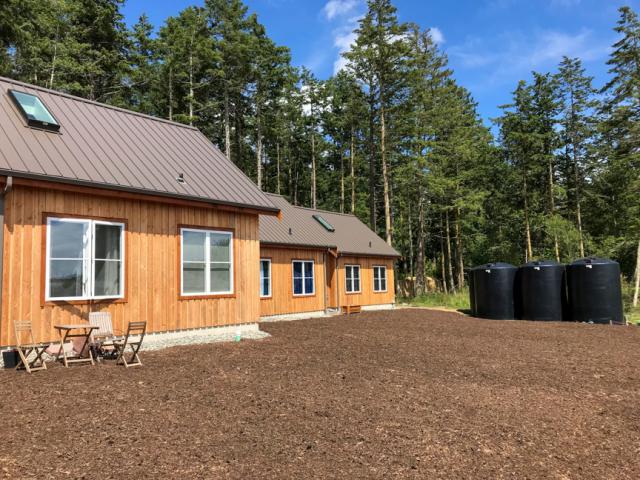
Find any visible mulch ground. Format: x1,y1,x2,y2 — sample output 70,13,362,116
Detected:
1,309,640,479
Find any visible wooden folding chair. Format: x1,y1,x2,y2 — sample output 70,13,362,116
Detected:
113,321,147,368
89,312,117,345
14,321,50,373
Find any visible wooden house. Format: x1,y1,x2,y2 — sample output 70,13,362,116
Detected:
259,194,400,318
0,77,280,346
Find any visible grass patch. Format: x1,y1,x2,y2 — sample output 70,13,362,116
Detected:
405,288,470,311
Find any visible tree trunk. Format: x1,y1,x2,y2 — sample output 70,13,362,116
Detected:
573,147,585,257
368,92,376,230
350,126,356,214
48,23,59,89
523,170,533,261
548,159,560,261
415,198,426,296
380,103,392,245
340,146,345,213
188,43,194,127
445,210,456,293
440,214,448,294
633,238,640,307
408,202,414,278
276,142,281,195
256,102,262,189
224,88,231,160
455,208,464,289
311,131,317,209
168,66,174,122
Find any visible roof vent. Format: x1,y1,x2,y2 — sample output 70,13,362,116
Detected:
369,241,372,248
176,173,185,184
288,227,292,235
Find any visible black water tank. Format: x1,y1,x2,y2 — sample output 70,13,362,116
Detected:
566,258,624,324
473,263,517,320
519,260,566,321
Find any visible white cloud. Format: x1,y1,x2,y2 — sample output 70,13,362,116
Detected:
333,29,358,73
323,0,359,20
448,28,610,89
429,27,445,45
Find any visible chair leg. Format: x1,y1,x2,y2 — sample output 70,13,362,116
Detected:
16,347,32,373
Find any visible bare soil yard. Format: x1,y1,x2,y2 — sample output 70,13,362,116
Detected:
1,309,640,479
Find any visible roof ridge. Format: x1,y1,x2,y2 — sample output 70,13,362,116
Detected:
264,193,357,218
0,75,199,131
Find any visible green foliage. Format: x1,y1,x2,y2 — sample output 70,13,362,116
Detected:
406,288,470,311
0,0,637,302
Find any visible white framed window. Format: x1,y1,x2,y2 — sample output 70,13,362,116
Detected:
260,258,271,297
345,264,361,293
181,228,233,296
292,260,314,296
373,265,387,292
45,217,125,301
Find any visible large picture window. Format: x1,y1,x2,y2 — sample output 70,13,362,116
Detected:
260,258,271,297
345,264,361,293
45,217,125,301
292,260,314,296
181,228,233,296
373,265,387,292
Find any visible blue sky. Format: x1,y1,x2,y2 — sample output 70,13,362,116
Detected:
122,0,639,123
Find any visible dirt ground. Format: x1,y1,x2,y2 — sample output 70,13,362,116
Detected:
1,309,640,479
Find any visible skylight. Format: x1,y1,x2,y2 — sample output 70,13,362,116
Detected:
313,214,335,232
9,90,60,131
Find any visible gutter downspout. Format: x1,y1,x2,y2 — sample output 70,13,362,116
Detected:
0,176,12,343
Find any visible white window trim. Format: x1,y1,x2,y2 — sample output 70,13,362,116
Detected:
345,264,362,294
45,217,125,302
180,228,234,297
373,265,388,293
260,258,272,298
292,260,315,296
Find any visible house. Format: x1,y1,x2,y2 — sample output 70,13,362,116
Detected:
0,76,279,346
259,194,400,318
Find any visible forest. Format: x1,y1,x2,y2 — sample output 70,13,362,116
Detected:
0,0,638,308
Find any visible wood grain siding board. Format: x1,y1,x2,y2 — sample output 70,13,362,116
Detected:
259,246,326,317
0,184,260,346
337,256,396,308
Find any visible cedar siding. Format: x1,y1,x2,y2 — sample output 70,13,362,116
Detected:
0,184,260,346
337,256,395,308
259,246,327,317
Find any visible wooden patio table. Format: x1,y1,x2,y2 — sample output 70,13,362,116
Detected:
53,324,98,367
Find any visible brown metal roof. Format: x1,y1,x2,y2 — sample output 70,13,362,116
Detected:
260,194,400,258
0,76,278,213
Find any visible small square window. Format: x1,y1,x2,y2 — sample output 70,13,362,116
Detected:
9,90,60,131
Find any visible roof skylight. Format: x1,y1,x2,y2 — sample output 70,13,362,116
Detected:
9,90,60,131
313,214,335,232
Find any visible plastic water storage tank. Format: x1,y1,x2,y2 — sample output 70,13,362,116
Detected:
566,258,624,324
472,263,518,320
519,260,566,321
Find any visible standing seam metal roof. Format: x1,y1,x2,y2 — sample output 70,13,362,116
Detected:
0,76,278,213
260,194,400,257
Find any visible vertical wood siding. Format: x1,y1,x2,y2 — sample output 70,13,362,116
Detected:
337,256,396,308
259,246,327,316
0,185,260,346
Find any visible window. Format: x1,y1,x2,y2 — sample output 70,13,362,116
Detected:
260,258,271,297
181,228,233,296
45,217,124,301
312,214,335,232
292,260,314,296
373,266,387,292
345,265,361,293
9,90,60,131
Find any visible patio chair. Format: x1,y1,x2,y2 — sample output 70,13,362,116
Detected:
113,321,147,368
14,321,50,373
89,312,118,345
